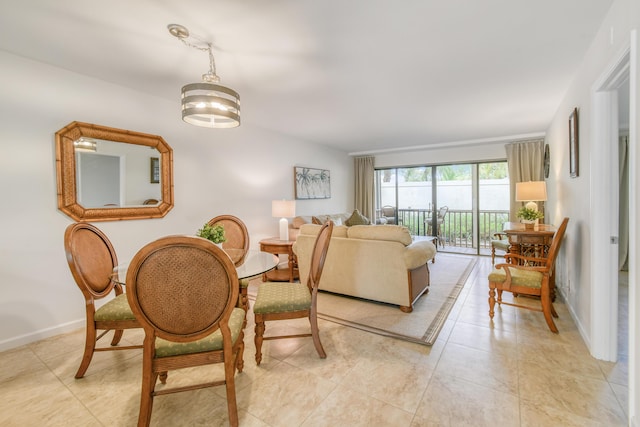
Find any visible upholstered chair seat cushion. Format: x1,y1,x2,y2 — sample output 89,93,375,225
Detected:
488,266,543,289
491,240,510,251
94,293,137,322
154,308,245,358
253,282,311,314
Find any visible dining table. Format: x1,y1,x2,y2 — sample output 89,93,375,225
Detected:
111,249,279,311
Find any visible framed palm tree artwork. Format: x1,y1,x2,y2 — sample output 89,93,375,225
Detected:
294,167,331,199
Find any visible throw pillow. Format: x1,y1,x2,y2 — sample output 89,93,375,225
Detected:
293,216,311,229
345,209,370,226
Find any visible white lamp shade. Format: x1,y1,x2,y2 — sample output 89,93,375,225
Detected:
272,200,296,218
515,181,547,202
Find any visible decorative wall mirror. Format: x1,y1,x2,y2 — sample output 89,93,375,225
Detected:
55,121,174,221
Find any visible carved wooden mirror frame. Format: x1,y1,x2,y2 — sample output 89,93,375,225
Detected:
55,121,174,221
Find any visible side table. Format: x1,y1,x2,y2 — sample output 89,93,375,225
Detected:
259,237,299,282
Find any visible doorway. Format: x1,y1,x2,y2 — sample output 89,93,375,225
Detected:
590,46,631,363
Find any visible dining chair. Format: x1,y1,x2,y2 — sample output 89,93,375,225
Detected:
126,235,245,427
207,215,250,266
490,232,510,264
488,217,569,333
253,221,333,365
380,205,397,224
207,214,252,313
63,222,141,379
426,206,448,247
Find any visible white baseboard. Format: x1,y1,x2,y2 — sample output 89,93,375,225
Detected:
557,287,593,356
0,319,84,352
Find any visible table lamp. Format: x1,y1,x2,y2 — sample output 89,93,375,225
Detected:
515,181,547,211
272,200,296,241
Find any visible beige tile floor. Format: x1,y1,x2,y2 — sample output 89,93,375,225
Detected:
0,257,628,426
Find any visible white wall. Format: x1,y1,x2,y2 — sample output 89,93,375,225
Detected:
0,51,352,350
543,0,639,421
544,0,635,343
374,141,507,168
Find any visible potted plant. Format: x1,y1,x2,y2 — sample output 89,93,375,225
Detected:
516,207,544,229
196,223,226,247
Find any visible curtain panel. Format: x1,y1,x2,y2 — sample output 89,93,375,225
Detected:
505,139,545,221
354,156,375,221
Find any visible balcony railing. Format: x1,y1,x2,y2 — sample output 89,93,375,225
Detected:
394,208,510,249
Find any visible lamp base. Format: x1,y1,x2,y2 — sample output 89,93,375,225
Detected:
525,201,539,211
279,217,289,241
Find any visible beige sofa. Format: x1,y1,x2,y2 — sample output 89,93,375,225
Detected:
293,224,437,312
288,213,351,241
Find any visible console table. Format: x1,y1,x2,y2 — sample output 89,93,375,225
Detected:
502,222,556,259
259,237,299,282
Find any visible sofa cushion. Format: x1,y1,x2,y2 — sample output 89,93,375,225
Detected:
345,209,370,226
299,223,348,238
404,240,437,269
347,225,413,246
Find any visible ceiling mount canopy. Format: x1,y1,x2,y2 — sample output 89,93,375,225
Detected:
167,24,240,128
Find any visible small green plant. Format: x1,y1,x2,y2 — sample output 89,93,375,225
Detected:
196,223,226,244
516,207,544,221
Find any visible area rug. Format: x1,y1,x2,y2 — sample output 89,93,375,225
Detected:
248,254,476,346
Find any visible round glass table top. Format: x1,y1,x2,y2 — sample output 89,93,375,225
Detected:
111,249,278,284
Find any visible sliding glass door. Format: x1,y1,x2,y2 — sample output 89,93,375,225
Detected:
375,161,509,256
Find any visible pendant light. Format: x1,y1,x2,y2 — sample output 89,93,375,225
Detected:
168,24,240,128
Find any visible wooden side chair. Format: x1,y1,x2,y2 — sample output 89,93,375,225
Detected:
490,232,510,264
253,221,333,365
126,235,245,427
64,222,141,379
207,214,252,312
488,217,569,333
207,215,250,266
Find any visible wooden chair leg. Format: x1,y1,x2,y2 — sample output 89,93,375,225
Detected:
254,316,265,365
235,331,245,373
541,285,559,333
224,354,239,427
491,247,496,264
75,324,97,379
488,286,496,319
110,329,124,346
550,302,558,318
308,311,326,359
138,369,158,427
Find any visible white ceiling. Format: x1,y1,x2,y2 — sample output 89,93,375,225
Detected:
0,0,613,154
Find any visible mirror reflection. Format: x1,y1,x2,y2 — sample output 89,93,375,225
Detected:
75,139,162,208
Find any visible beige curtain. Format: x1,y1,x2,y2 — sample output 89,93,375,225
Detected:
505,139,545,221
354,156,375,221
619,134,629,271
